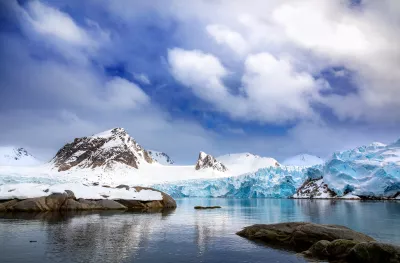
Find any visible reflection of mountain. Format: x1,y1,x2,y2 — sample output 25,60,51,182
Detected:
40,211,173,263
194,210,230,254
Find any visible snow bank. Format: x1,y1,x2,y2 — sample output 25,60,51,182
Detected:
0,183,162,201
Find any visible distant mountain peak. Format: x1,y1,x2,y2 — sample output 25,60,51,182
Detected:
148,150,174,165
52,127,154,171
195,151,227,172
0,147,40,166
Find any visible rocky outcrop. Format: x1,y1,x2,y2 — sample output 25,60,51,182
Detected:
293,178,337,199
0,188,176,212
237,222,400,263
195,151,227,172
52,128,154,171
148,150,174,165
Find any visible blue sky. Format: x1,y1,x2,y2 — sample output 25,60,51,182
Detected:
0,0,400,164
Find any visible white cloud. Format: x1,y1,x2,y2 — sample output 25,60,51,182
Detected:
133,73,151,85
23,1,92,46
104,77,150,110
168,48,322,123
206,24,248,56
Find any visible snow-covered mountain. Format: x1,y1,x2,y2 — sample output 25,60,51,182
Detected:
51,128,154,171
282,154,324,167
217,153,279,174
148,150,174,165
195,152,227,172
0,147,40,166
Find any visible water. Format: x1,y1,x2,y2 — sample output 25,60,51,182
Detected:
0,199,399,263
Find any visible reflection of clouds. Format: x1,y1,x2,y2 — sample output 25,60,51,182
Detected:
42,211,172,263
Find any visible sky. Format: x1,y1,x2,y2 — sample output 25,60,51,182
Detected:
0,0,400,164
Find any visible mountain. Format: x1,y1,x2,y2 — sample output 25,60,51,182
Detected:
148,150,174,165
282,154,324,167
0,147,40,166
195,152,227,172
51,128,154,171
217,153,279,175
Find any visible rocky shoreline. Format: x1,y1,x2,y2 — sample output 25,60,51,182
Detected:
0,187,176,212
237,222,400,263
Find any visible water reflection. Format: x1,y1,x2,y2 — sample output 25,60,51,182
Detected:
0,199,399,263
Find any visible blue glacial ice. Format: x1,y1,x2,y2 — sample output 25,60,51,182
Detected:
304,140,400,197
153,166,307,198
154,139,400,199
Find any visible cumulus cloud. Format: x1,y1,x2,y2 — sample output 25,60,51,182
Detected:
168,48,322,123
206,24,248,56
162,0,400,123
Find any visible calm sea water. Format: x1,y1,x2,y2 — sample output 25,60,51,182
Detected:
0,199,399,263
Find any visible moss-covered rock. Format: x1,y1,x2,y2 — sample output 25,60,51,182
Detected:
347,242,400,263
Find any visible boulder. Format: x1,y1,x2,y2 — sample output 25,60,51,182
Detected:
64,190,76,199
61,199,91,210
236,222,374,252
348,242,400,263
133,186,177,208
0,200,18,211
11,193,68,212
95,200,127,210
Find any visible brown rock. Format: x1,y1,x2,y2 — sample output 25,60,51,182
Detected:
348,242,400,263
133,186,177,208
0,200,19,211
236,222,374,252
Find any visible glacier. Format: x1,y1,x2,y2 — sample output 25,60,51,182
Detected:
153,166,307,198
305,140,400,198
154,139,400,199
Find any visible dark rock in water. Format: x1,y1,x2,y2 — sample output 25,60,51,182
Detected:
237,222,400,263
194,206,221,209
348,242,400,263
237,222,374,252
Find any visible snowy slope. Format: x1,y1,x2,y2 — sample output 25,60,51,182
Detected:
216,153,279,174
282,154,324,167
148,150,174,165
0,147,41,166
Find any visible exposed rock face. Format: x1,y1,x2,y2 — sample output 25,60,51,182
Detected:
52,128,154,171
293,178,337,199
237,222,400,263
195,151,227,172
148,150,174,165
0,188,176,212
